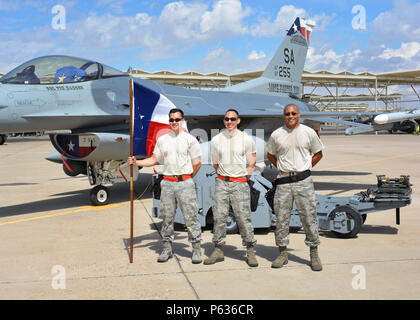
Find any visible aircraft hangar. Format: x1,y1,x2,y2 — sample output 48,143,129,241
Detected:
130,68,420,113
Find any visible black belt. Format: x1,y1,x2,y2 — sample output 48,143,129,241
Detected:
274,170,311,185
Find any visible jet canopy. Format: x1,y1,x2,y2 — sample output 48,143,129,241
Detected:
0,55,127,85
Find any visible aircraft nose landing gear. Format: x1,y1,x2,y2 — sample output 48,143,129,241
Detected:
90,185,110,206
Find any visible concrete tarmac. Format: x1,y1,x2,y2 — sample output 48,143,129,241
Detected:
0,134,420,300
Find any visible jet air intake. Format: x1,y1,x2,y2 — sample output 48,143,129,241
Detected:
50,132,131,161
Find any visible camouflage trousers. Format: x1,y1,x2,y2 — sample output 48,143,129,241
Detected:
159,179,202,244
273,176,320,247
212,179,256,247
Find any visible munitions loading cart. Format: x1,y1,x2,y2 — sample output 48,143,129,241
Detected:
151,165,412,238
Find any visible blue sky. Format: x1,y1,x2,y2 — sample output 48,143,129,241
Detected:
0,0,419,76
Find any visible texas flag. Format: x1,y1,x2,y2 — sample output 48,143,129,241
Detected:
131,80,186,156
287,17,312,42
56,134,97,158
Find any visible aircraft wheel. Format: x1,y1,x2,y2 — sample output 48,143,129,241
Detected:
90,185,110,206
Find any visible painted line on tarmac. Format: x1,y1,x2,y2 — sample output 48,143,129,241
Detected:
318,151,420,171
0,199,151,227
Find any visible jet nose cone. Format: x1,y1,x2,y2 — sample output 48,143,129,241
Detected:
374,114,388,124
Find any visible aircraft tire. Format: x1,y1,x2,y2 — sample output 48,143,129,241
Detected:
90,185,110,206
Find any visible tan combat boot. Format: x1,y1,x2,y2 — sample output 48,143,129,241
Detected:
310,246,322,271
157,241,173,263
191,242,202,264
246,245,258,267
271,246,288,268
203,245,224,265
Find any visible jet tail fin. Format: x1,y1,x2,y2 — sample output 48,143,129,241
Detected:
224,17,314,97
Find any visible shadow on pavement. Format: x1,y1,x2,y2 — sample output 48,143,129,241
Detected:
0,174,153,218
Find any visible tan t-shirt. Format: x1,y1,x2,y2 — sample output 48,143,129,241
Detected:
265,124,324,173
153,130,201,176
211,129,256,177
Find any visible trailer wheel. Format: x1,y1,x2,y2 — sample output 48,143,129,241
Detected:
226,210,239,234
330,206,363,238
90,185,110,206
0,135,7,145
206,208,239,234
289,226,301,233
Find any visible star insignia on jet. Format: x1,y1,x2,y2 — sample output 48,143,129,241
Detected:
58,74,66,83
68,141,75,151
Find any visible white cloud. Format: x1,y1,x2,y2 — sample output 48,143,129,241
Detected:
155,0,250,43
248,5,334,38
306,41,420,74
196,47,270,74
248,50,266,60
306,46,346,73
201,48,226,62
379,42,420,60
311,12,336,32
200,0,250,36
250,5,307,37
159,1,207,41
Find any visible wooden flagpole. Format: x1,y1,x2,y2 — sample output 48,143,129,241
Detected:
129,78,134,263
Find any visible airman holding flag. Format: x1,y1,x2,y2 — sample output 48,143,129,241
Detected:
128,107,203,264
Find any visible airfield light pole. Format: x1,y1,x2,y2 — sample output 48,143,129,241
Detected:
129,78,134,264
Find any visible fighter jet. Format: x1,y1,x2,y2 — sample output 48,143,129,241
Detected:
0,17,366,205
